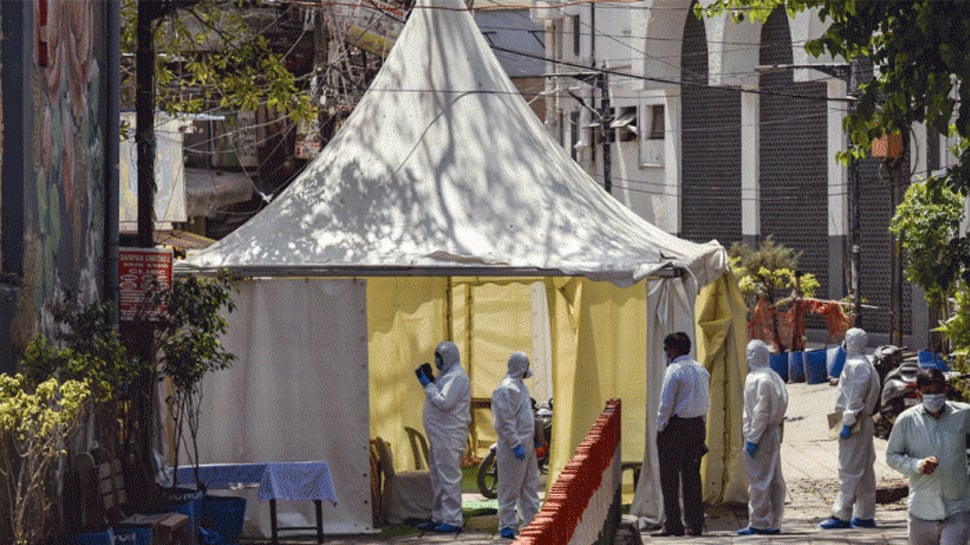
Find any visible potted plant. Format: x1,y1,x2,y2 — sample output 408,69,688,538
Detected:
45,297,151,469
730,238,826,381
730,237,821,349
152,270,240,540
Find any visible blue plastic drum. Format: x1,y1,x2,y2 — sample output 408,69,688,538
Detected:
769,352,789,382
805,349,828,384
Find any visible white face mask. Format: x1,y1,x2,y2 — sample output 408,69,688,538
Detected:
922,393,946,413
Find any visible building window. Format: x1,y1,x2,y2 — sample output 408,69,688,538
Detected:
572,15,581,57
570,110,579,160
639,102,665,166
927,126,940,174
648,104,665,140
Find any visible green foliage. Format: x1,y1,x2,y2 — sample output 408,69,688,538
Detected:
889,180,966,313
152,270,237,489
938,289,970,355
18,299,149,457
121,0,316,123
729,237,818,308
51,298,149,403
0,372,90,545
938,290,970,401
698,0,970,181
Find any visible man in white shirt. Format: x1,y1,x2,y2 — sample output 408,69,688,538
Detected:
653,332,710,537
887,367,970,545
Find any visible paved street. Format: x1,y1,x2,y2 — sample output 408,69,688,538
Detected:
655,380,911,544
252,380,913,544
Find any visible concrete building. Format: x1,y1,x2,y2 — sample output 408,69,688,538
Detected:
532,0,959,346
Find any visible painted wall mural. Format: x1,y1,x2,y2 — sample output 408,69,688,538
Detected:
12,0,106,348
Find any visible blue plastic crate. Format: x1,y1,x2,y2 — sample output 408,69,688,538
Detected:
201,495,247,545
73,529,114,545
113,527,152,545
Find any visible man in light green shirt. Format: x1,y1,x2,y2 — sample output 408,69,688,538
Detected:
886,368,970,545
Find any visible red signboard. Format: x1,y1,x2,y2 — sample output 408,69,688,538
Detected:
119,247,173,321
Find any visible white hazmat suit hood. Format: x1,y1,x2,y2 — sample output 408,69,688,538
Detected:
746,339,771,371
436,340,461,372
843,328,867,357
507,351,533,379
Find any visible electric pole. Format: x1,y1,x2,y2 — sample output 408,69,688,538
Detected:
589,3,612,193
886,136,909,345
600,72,612,194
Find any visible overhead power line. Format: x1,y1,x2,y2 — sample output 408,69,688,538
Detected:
491,44,854,105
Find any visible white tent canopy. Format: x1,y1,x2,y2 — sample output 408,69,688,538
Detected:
177,0,745,537
178,2,726,285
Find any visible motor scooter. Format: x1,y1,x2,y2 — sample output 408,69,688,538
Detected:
873,346,970,439
476,398,552,499
873,344,909,384
875,347,919,439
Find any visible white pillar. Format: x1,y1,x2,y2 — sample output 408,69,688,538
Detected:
741,90,760,239
827,78,849,240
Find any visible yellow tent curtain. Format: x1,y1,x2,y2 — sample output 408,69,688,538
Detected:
365,273,746,507
696,272,748,505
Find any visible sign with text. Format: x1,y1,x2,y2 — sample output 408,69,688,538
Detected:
119,247,173,321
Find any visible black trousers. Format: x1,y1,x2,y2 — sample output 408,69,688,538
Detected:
657,415,706,533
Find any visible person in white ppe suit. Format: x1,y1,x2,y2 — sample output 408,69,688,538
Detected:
491,352,541,540
887,367,970,545
737,340,788,536
414,340,471,533
820,327,881,530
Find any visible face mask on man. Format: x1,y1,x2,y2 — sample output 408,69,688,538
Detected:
922,393,946,413
435,353,444,370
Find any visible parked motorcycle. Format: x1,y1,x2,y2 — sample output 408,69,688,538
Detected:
874,345,966,439
873,344,909,384
476,398,552,499
874,346,919,439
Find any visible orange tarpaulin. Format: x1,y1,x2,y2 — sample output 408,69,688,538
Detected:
748,296,853,351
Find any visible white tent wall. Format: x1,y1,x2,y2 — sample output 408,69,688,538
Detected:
529,282,555,405
192,279,372,536
187,272,746,536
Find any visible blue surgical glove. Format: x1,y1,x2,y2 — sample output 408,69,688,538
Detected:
839,424,852,439
744,441,758,457
417,371,431,387
513,445,526,460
